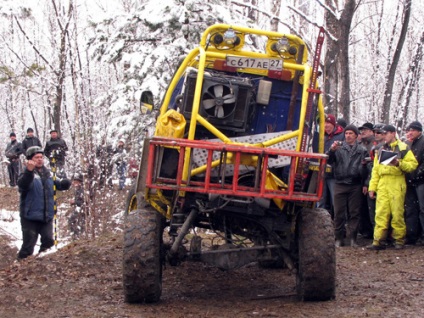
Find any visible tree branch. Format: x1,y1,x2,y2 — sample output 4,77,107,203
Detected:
314,0,340,19
287,5,337,41
51,0,64,32
13,15,55,73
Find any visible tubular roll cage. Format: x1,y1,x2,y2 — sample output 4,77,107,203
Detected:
143,24,327,208
146,137,327,202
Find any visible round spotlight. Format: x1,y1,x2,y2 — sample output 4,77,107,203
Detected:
288,46,298,55
213,34,223,45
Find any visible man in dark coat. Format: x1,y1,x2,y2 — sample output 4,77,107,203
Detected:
17,146,70,259
327,125,368,247
404,121,424,245
5,132,23,187
22,128,42,153
44,129,68,177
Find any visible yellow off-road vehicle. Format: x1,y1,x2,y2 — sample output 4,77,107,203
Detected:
124,24,335,303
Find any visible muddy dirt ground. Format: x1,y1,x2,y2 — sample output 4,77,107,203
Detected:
1,186,424,317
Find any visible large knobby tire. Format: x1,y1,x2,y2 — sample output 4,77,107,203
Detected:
296,207,336,301
123,207,164,303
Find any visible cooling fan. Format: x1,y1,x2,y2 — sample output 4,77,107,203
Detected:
202,83,237,118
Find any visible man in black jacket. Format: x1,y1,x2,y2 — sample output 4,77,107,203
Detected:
22,128,42,153
44,129,68,177
327,125,368,247
404,121,424,245
5,132,23,187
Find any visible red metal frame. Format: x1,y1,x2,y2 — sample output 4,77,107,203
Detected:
146,137,327,202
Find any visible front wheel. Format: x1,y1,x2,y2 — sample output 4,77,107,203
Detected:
296,207,336,301
123,207,164,303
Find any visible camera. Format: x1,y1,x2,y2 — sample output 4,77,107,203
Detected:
337,141,343,146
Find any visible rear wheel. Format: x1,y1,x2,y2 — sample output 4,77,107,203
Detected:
123,207,164,303
296,207,335,301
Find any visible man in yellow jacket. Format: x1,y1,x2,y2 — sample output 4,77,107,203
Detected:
367,125,418,250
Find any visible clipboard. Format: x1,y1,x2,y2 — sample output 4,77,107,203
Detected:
379,149,397,165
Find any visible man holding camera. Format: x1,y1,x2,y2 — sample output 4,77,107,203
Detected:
327,125,368,247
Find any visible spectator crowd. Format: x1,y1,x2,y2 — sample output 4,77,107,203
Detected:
319,116,424,250
3,127,135,253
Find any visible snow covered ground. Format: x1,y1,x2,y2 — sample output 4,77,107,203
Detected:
1,202,125,257
0,209,21,249
0,205,71,256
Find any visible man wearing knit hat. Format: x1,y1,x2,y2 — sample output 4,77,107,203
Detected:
368,124,418,250
5,132,23,187
22,128,42,154
404,121,424,245
44,129,68,177
327,124,368,247
317,114,345,216
16,146,71,259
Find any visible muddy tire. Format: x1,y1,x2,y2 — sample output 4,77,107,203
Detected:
296,208,335,301
123,207,164,303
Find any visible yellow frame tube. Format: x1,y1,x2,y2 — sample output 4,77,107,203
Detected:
200,24,307,49
156,24,317,185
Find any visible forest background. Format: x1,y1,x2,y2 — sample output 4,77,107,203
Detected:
0,0,422,186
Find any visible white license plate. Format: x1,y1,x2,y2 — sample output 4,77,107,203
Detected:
226,56,283,70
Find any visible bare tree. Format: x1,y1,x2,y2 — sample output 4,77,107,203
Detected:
395,30,424,129
49,0,74,134
270,0,282,32
322,0,357,122
381,0,412,123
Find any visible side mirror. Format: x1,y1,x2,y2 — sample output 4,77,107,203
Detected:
140,91,154,114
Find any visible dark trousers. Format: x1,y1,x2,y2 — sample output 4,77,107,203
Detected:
367,195,377,229
359,194,374,238
405,183,424,243
333,183,363,241
18,218,54,259
7,160,20,186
